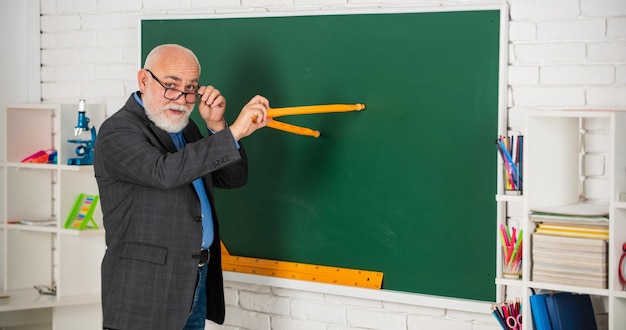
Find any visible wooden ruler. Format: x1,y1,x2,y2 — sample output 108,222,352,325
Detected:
221,242,383,289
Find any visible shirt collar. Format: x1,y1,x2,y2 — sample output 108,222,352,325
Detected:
133,91,144,107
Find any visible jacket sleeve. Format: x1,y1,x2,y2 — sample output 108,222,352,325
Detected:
94,112,244,190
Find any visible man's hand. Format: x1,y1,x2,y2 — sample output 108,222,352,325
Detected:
198,85,227,132
230,95,271,141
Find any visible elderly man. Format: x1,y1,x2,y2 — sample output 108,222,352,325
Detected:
94,44,270,330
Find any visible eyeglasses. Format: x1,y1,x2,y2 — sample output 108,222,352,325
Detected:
145,69,202,104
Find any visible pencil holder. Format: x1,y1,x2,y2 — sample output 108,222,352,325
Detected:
502,167,522,195
502,247,522,279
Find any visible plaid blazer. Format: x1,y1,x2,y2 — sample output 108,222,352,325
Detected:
94,93,247,329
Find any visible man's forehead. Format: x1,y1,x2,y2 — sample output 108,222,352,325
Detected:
156,63,200,83
161,72,200,83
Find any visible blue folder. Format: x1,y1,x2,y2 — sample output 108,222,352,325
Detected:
529,293,553,330
545,293,597,330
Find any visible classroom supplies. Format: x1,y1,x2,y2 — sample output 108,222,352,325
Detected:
21,148,57,164
531,202,609,218
491,304,507,329
534,223,608,240
264,103,365,137
529,291,598,330
530,203,608,289
268,104,365,117
499,224,522,278
67,99,97,165
529,292,554,330
545,293,597,330
7,218,56,226
220,241,383,289
491,299,522,330
506,313,522,330
532,234,607,289
531,203,609,225
496,135,523,193
266,120,320,137
34,284,57,296
64,193,99,230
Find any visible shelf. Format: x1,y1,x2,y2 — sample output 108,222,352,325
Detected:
0,224,104,236
526,281,611,297
495,277,522,287
2,223,57,233
525,109,613,119
3,162,94,171
1,103,106,328
496,109,626,329
0,288,100,313
58,228,104,236
495,194,523,203
613,201,626,210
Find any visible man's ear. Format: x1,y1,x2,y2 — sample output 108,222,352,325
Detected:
138,69,148,93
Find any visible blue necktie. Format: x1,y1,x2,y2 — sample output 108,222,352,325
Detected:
171,132,214,249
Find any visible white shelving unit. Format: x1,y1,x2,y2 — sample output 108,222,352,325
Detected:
0,103,106,329
495,109,626,330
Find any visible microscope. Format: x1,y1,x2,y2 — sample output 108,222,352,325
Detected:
67,99,97,165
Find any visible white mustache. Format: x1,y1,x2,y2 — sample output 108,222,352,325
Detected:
160,103,192,113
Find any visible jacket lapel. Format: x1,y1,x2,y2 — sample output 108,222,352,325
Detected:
152,125,177,153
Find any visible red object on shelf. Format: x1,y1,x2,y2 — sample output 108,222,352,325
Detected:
21,149,57,164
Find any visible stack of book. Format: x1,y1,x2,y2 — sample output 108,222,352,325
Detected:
530,203,608,289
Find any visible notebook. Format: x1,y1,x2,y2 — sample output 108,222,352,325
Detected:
529,293,553,330
545,293,597,330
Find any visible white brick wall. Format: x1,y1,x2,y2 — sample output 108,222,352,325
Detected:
207,284,502,329
37,0,626,329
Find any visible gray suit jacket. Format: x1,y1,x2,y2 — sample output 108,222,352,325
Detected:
94,93,246,329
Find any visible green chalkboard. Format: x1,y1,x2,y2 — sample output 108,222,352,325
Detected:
141,9,500,301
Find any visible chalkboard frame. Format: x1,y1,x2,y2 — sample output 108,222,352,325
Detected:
139,5,508,309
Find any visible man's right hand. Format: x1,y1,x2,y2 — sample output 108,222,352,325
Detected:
229,95,271,141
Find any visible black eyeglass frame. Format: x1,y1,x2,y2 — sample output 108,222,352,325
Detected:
144,69,202,104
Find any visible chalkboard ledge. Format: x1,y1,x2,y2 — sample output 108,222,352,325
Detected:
223,271,493,314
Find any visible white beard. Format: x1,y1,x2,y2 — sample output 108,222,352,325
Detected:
146,103,194,133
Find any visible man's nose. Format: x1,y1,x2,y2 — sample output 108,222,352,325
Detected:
174,94,187,104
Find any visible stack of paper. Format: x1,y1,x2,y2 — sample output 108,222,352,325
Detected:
7,218,56,226
534,223,608,240
530,203,608,289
